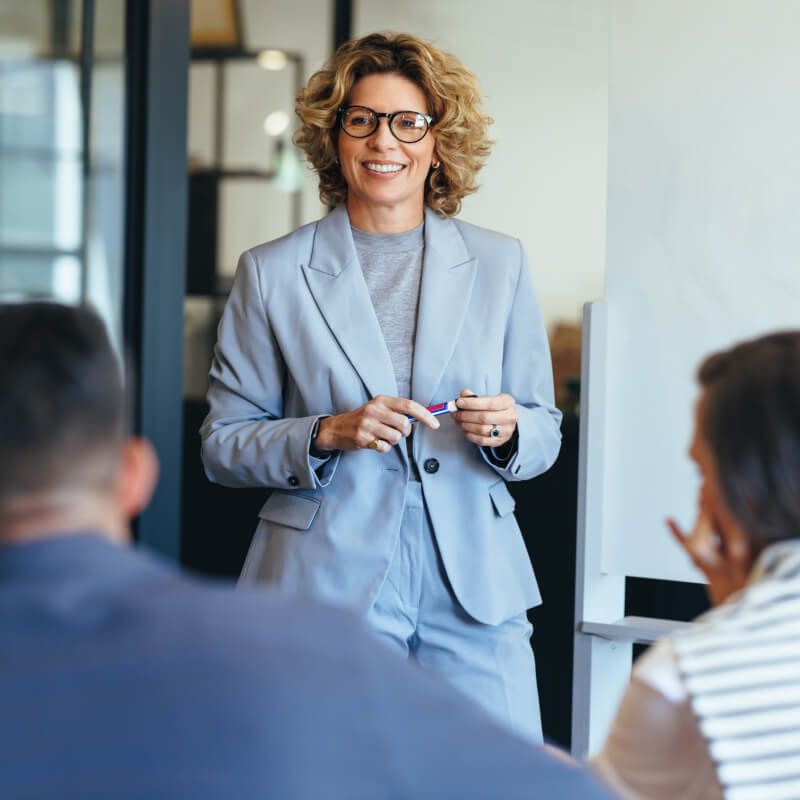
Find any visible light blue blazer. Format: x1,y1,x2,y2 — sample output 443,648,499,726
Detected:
201,206,562,626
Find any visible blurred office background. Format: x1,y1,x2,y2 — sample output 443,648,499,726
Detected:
0,1,125,343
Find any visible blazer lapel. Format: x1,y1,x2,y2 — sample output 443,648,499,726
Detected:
411,208,477,406
301,206,398,400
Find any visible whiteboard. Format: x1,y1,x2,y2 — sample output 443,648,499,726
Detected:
599,0,800,582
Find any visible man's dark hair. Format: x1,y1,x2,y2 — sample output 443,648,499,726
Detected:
698,331,800,549
0,302,126,506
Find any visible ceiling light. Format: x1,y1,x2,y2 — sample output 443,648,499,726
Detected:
263,110,290,137
257,49,288,70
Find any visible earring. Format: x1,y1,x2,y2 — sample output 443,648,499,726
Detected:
432,160,440,168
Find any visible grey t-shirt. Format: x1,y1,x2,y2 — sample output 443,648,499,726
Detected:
352,223,424,400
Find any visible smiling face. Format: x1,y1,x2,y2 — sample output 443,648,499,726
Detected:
337,72,437,232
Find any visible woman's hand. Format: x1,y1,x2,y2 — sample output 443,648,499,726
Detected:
452,389,518,448
315,396,440,454
666,510,750,606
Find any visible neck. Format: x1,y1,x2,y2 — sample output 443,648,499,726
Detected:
0,490,129,547
346,196,424,234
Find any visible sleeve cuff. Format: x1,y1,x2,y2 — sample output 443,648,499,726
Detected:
482,427,519,467
309,415,338,460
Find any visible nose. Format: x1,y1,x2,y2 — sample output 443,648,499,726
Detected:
367,117,396,149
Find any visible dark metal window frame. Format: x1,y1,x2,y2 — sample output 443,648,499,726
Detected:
124,0,190,559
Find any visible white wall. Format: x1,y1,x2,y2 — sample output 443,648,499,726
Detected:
599,0,800,582
354,0,609,327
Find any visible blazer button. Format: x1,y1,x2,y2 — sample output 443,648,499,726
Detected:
288,475,299,486
423,458,439,474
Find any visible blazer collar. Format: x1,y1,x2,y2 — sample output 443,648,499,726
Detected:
303,206,398,400
306,205,356,277
411,207,477,405
302,205,477,407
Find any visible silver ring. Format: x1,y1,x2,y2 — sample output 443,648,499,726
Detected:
489,425,501,438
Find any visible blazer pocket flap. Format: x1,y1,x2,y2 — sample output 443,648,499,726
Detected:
258,493,320,531
489,480,516,518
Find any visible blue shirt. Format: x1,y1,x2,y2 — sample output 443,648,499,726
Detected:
0,534,611,799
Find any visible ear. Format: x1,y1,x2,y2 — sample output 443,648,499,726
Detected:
116,438,159,521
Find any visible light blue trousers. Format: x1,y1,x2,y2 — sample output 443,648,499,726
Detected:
366,481,543,743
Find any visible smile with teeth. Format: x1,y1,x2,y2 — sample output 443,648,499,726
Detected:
363,162,405,174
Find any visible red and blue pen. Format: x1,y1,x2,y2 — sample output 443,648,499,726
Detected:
405,395,476,422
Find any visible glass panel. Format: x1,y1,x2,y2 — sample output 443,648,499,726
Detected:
85,1,125,348
217,177,293,281
222,60,294,171
0,61,82,251
0,252,80,302
183,295,223,401
0,0,126,347
188,62,216,169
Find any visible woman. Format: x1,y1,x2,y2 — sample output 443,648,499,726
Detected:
201,33,562,742
594,331,800,798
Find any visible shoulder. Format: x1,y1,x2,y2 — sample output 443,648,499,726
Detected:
452,217,522,262
145,569,361,650
631,637,686,703
230,218,323,301
242,217,321,270
110,545,359,654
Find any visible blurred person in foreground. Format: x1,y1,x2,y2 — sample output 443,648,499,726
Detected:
0,301,611,799
594,331,800,799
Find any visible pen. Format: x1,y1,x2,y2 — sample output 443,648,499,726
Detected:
406,396,475,422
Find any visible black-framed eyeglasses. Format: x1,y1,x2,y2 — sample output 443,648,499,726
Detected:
338,105,434,143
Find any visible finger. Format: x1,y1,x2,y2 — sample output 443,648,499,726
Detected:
666,518,688,547
454,410,516,426
726,530,750,569
686,511,726,572
464,432,499,447
457,421,507,437
455,393,512,412
372,422,408,447
667,517,711,575
455,389,484,411
369,397,433,432
364,438,390,453
392,398,440,430
375,408,414,437
692,511,723,555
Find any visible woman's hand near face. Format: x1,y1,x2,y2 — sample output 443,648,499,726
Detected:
666,510,751,606
315,396,439,454
452,388,518,448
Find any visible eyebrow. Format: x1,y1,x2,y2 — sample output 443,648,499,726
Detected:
344,105,430,116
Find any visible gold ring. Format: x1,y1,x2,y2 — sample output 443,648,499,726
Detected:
367,439,383,451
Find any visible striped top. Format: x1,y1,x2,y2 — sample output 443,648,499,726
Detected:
593,540,800,800
673,540,800,800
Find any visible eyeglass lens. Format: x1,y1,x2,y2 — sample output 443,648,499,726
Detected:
340,107,429,142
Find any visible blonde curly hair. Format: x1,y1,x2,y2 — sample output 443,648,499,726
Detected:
294,32,493,218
